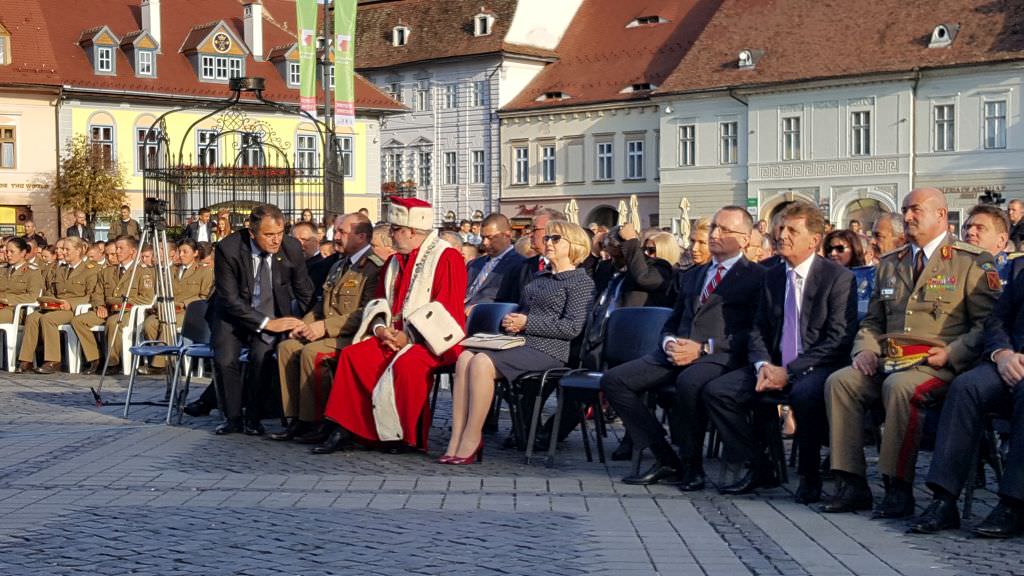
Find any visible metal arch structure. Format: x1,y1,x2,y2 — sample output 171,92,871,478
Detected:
141,77,345,232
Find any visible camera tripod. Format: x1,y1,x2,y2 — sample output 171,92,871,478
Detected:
90,200,179,418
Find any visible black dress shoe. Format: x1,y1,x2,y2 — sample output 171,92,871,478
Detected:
622,462,683,486
795,476,823,505
83,360,102,375
908,498,960,534
137,364,166,376
678,468,706,492
268,419,300,441
183,400,213,418
243,419,265,436
821,477,873,513
215,419,243,435
311,427,352,454
295,424,329,445
873,481,915,519
719,467,779,495
972,502,1024,539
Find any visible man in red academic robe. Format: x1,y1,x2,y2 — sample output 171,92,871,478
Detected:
312,197,467,453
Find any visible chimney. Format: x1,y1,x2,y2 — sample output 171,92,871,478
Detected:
141,0,161,48
244,1,264,61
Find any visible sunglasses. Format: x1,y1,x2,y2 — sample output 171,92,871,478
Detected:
643,246,657,256
542,234,563,244
827,244,847,254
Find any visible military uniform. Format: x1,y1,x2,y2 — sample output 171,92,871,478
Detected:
0,263,43,324
71,263,156,367
276,249,382,422
141,264,214,368
826,234,1000,482
18,261,100,364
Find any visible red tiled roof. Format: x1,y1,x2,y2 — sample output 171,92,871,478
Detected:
659,0,1024,95
355,0,533,70
0,0,403,112
502,0,722,112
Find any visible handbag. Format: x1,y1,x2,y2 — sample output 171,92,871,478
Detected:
461,333,526,351
405,301,465,356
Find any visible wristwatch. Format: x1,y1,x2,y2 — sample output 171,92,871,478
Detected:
700,341,712,356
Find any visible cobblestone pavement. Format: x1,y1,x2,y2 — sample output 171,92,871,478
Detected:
0,370,1021,575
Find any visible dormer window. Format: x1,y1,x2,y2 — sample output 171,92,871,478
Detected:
737,49,764,69
136,50,155,77
474,14,495,37
537,91,570,102
96,46,114,73
929,23,959,48
393,25,410,46
79,25,120,76
200,55,243,80
180,21,250,83
620,83,656,94
288,62,300,87
627,15,668,28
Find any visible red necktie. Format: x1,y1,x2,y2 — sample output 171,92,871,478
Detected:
537,258,546,272
700,264,725,305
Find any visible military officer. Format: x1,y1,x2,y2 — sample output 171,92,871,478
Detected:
270,212,380,444
17,237,99,374
823,188,1000,519
0,237,43,323
69,235,155,375
961,203,1021,284
137,238,214,375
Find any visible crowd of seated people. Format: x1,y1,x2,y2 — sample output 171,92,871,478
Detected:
3,192,1024,541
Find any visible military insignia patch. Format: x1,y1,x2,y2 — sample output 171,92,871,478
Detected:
981,261,997,272
941,246,953,260
143,275,154,289
987,270,1002,291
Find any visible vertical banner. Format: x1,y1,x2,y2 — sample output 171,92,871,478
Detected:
333,0,357,126
296,0,318,113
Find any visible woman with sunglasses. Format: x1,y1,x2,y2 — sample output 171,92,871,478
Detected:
443,220,595,464
823,229,865,268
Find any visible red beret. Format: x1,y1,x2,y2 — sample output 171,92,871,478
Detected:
389,196,432,209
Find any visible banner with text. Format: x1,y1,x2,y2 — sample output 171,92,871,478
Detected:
333,0,357,126
296,0,318,113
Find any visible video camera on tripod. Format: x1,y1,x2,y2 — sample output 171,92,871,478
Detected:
979,189,1006,206
144,197,169,229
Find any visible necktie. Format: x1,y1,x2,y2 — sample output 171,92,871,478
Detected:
255,252,275,343
699,264,725,305
780,268,800,366
178,266,186,280
537,257,546,272
466,256,497,301
912,249,925,285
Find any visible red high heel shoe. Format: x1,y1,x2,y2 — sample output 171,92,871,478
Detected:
437,454,455,464
447,441,484,465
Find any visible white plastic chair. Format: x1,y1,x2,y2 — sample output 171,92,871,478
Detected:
58,304,93,374
1,302,39,372
89,301,154,375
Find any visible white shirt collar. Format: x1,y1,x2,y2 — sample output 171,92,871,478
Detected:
786,253,816,279
346,244,372,265
711,252,744,272
913,233,947,262
489,245,514,262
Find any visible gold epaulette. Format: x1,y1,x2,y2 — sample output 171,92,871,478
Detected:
880,245,909,260
953,241,985,255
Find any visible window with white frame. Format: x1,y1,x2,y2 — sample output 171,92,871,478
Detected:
96,46,114,73
540,145,556,183
475,14,494,37
984,100,1007,150
470,80,486,107
136,50,155,77
416,81,431,112
719,121,737,165
442,84,457,109
782,116,801,161
384,151,403,183
393,26,410,46
596,141,613,180
90,125,114,167
288,62,300,86
240,132,264,166
626,139,644,179
200,55,243,80
934,104,955,152
386,82,402,104
513,146,529,185
0,35,9,66
327,67,335,89
418,151,432,188
136,128,161,171
296,134,318,176
197,130,219,167
679,125,696,166
336,136,353,177
443,152,458,185
472,150,485,184
0,127,15,168
851,111,871,156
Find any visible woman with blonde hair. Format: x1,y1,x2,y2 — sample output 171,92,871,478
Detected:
647,232,682,269
443,220,594,464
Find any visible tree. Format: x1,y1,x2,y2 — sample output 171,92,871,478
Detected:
49,133,128,226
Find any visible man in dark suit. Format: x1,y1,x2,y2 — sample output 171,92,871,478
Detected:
703,202,858,502
909,255,1024,537
465,213,525,314
65,210,94,243
205,204,314,435
600,206,765,486
183,207,216,243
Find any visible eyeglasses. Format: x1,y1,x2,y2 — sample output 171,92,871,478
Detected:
542,234,563,244
643,246,657,256
827,244,847,254
709,224,749,237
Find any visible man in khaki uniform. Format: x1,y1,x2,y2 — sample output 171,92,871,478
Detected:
138,239,214,374
823,188,1000,518
69,236,155,375
18,237,99,373
270,213,381,443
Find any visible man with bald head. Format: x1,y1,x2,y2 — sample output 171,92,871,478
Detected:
823,188,1000,518
464,213,526,314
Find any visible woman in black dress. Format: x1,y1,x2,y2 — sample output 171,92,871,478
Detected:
442,220,595,464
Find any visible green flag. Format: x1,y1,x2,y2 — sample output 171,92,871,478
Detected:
296,0,318,113
333,0,357,126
